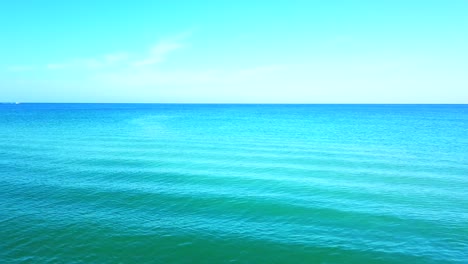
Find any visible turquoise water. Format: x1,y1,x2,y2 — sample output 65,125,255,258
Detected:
0,104,467,263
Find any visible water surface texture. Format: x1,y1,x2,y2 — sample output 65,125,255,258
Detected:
1,104,467,263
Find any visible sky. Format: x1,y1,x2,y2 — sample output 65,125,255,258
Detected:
1,0,467,103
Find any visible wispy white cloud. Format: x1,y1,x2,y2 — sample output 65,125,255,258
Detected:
6,30,291,95
45,52,131,70
42,32,189,71
46,63,68,70
93,64,287,87
8,32,189,73
7,65,35,72
7,31,192,72
131,40,184,67
103,52,130,64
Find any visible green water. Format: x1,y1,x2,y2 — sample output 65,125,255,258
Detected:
0,104,467,263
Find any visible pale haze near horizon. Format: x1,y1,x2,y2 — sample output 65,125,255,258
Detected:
1,0,467,103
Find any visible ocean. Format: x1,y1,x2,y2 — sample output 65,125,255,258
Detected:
0,104,467,263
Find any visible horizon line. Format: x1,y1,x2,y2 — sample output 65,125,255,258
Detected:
1,102,467,105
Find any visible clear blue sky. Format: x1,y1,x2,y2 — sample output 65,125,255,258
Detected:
1,0,467,103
